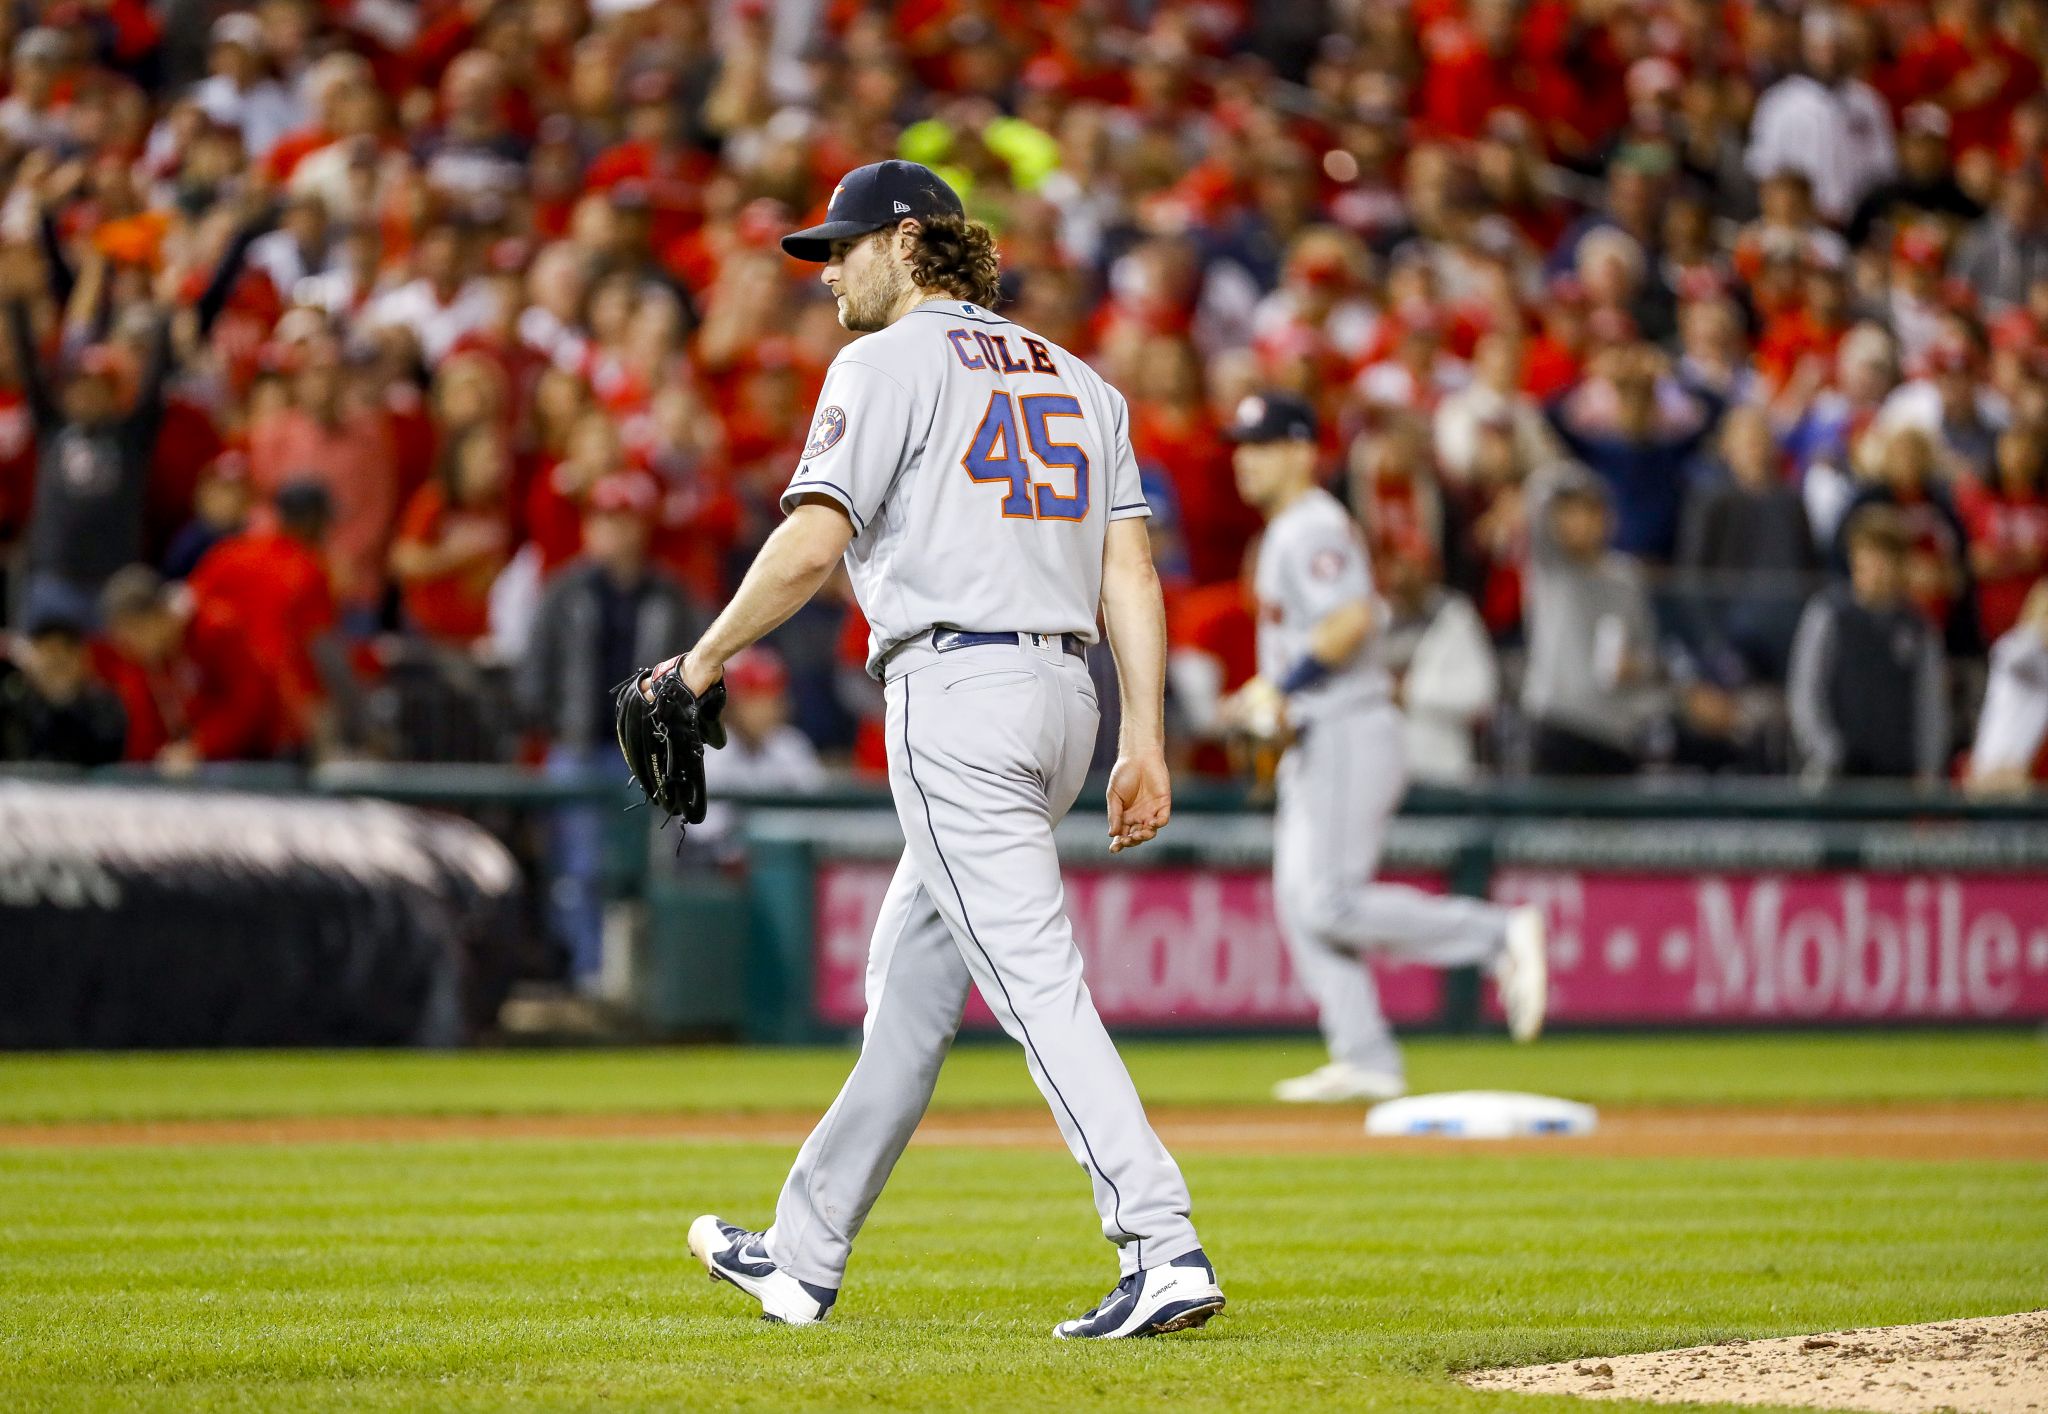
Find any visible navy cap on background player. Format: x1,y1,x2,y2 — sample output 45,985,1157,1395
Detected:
1224,391,1318,444
780,160,965,262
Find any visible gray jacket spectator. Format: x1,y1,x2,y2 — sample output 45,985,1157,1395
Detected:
517,475,705,989
1522,463,1665,774
1788,507,1949,782
1950,172,2048,315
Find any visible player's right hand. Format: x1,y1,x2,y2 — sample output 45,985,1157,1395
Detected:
1106,751,1172,854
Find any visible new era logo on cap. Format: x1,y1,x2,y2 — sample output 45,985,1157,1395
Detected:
893,200,912,214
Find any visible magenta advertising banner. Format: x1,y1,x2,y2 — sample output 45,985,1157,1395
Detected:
812,862,2048,1028
812,862,1445,1029
1491,869,2048,1023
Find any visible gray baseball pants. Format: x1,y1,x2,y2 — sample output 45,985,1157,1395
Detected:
765,635,1201,1288
1275,700,1508,1080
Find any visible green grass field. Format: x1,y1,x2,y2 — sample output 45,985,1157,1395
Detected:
2,1032,2045,1413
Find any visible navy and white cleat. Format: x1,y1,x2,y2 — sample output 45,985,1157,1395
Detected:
1052,1248,1226,1340
687,1214,837,1325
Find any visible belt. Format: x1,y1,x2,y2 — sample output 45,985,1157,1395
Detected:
931,629,1086,658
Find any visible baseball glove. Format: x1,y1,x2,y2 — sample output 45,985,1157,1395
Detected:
613,665,728,830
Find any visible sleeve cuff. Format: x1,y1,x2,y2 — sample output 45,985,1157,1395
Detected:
1107,502,1153,521
781,479,865,532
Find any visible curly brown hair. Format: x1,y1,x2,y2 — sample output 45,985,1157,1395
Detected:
905,214,1002,309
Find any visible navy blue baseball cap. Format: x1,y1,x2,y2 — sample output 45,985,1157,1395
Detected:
1224,391,1319,444
780,160,965,262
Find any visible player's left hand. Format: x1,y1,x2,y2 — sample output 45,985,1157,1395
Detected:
1106,751,1172,854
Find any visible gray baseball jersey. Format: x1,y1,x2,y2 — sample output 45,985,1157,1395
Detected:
760,296,1202,1291
1252,486,1390,721
1253,486,1505,1084
782,299,1150,676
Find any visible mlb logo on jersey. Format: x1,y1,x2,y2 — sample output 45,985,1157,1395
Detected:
804,405,848,459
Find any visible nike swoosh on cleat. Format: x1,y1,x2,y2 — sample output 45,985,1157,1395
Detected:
716,1246,779,1280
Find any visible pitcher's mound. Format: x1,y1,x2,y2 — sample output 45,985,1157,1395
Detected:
1463,1310,2047,1414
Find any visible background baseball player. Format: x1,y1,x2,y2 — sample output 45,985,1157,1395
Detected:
1220,392,1549,1103
659,161,1224,1339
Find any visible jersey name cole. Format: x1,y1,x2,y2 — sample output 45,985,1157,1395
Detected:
782,300,1152,677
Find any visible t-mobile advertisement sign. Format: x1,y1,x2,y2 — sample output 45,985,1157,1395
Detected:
812,864,2048,1027
1492,870,2048,1023
811,863,1444,1029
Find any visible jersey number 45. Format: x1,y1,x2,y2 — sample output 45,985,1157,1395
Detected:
961,392,1090,522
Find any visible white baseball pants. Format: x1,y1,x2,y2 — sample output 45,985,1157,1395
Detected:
766,635,1201,1288
1274,700,1508,1080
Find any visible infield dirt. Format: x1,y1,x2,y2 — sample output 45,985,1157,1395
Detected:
4,1099,2045,1160
1464,1310,2048,1414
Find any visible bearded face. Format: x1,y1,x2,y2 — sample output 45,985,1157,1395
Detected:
827,229,914,333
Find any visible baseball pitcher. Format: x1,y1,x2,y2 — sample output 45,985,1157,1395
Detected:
617,161,1223,1339
1220,392,1549,1103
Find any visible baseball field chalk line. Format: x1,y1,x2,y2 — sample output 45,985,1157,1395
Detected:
1463,1309,2048,1414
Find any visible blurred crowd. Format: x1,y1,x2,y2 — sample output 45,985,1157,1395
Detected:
1,0,2047,791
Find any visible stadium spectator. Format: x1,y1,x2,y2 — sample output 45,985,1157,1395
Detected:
1678,405,1820,682
692,644,830,851
1879,329,2003,472
1890,0,2041,155
0,610,126,766
187,481,340,755
96,565,278,770
192,12,300,160
0,0,2037,786
518,472,704,987
1347,414,1444,568
391,425,515,646
364,221,494,366
1951,170,2048,315
2,203,261,629
702,647,826,797
1745,6,1896,227
247,330,398,621
1957,425,2048,643
1372,528,1497,785
1545,343,1727,562
161,452,254,582
1847,103,1981,247
1521,465,1664,776
1831,424,1975,649
1783,322,1901,542
1433,332,1558,486
1129,335,1251,586
1789,506,1951,783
